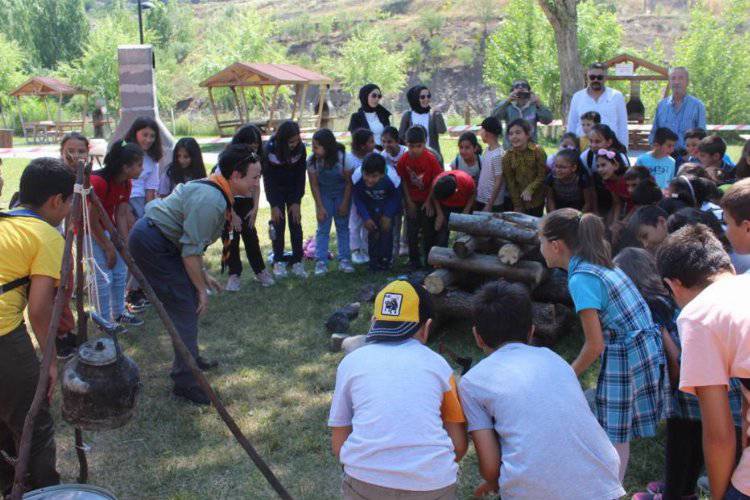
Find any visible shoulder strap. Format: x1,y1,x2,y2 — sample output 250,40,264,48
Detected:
193,179,230,209
0,276,30,296
0,208,45,221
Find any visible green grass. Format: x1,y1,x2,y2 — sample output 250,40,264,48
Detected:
4,138,737,498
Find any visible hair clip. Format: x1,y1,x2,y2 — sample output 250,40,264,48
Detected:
597,149,616,160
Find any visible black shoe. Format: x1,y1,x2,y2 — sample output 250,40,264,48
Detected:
196,357,218,371
56,332,77,360
172,386,210,406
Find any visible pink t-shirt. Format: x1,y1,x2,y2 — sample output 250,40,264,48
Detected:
678,274,750,495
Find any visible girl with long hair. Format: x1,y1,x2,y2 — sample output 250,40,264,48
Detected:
159,137,206,197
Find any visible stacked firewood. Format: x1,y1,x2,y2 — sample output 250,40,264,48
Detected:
425,212,576,347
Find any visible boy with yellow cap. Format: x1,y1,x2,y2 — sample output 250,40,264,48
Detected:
328,280,467,500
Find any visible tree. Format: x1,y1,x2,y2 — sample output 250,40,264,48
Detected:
144,0,194,63
320,26,407,97
0,32,27,123
538,0,583,122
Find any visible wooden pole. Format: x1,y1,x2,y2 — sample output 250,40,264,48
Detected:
11,162,84,500
43,95,52,122
74,160,89,484
241,87,250,122
290,84,300,121
316,85,327,129
16,96,27,141
57,93,63,141
259,86,269,114
268,85,280,128
87,193,294,500
82,94,89,133
207,87,221,136
230,86,244,124
428,246,546,287
297,84,309,126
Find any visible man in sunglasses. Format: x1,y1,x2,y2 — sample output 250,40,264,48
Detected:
567,62,629,148
491,79,552,149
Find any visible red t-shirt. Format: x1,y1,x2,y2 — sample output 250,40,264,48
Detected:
603,177,633,214
433,170,476,208
396,150,443,203
90,174,132,224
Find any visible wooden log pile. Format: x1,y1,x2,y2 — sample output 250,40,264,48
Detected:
425,212,575,347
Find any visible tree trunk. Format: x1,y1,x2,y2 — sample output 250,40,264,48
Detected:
424,269,459,295
449,213,538,245
453,233,478,258
497,243,522,266
474,211,541,230
428,247,547,287
538,0,584,125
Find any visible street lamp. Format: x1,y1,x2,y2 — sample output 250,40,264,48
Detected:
137,0,155,45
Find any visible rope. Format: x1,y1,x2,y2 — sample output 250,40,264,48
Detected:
74,182,108,319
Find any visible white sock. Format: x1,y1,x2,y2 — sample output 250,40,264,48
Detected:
614,442,630,482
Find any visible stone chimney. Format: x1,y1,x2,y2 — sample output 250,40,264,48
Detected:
110,45,175,168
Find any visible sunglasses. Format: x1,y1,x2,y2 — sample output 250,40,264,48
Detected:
370,93,383,99
419,93,431,99
588,74,605,81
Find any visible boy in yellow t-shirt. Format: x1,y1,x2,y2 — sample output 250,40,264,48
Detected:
0,158,74,496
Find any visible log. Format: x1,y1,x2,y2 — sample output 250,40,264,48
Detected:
453,233,477,258
430,288,475,320
497,243,521,266
450,212,538,245
428,247,546,288
532,268,573,306
424,269,459,295
471,211,541,230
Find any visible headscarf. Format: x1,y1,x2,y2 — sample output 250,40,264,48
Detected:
406,85,430,114
358,83,381,112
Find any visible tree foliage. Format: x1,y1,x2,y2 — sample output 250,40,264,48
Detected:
320,26,407,97
673,0,750,123
484,0,621,115
144,0,194,63
0,32,27,114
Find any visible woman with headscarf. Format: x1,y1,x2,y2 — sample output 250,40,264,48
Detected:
347,84,391,147
399,85,447,159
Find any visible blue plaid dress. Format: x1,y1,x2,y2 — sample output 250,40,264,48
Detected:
569,257,666,443
650,294,744,425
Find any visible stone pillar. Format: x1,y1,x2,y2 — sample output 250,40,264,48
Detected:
111,45,175,169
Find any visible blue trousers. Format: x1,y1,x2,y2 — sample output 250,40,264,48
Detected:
316,191,350,262
92,235,127,322
129,218,200,390
367,213,394,270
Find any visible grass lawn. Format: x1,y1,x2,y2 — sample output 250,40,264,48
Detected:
4,138,734,498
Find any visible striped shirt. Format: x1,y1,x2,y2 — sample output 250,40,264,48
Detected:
649,94,706,149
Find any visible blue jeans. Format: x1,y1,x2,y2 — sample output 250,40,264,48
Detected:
316,192,350,262
367,213,394,270
92,235,127,322
725,484,750,500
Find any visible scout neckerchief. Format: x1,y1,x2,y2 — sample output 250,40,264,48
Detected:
194,174,234,268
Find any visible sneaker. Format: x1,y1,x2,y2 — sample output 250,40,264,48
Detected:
314,261,328,276
697,476,710,496
56,332,77,360
291,262,308,278
273,262,288,278
196,356,219,371
351,250,364,265
399,243,409,256
339,260,355,273
172,386,210,406
255,270,275,287
631,492,661,500
225,274,241,292
126,290,148,313
117,312,144,327
647,481,665,494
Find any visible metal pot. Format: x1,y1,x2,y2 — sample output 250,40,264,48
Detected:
23,484,117,499
61,337,140,431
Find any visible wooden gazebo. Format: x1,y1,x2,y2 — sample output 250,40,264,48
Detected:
10,76,90,143
199,63,334,136
602,54,670,148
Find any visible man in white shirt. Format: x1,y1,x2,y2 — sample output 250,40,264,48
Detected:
567,62,629,148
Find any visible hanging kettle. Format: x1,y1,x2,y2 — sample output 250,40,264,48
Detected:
61,317,140,431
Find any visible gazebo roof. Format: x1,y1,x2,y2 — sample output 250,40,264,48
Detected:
10,76,88,97
199,63,334,88
602,53,669,81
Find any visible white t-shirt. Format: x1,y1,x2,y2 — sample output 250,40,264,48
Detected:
567,87,629,148
410,112,431,147
365,112,385,146
459,343,624,500
130,154,159,198
476,146,504,205
328,338,463,491
379,145,407,169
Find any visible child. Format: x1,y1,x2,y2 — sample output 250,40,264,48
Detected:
351,154,402,271
0,158,75,495
158,137,206,197
735,139,750,180
307,128,354,275
682,127,735,169
539,209,665,481
60,132,90,172
379,126,408,259
123,117,165,312
596,149,632,225
656,225,750,500
617,248,743,500
628,205,669,252
459,281,624,500
348,128,377,265
578,110,601,152
544,148,595,213
90,141,145,327
581,124,629,175
430,169,476,246
546,132,580,170
328,280,467,498
502,119,547,216
449,131,482,183
697,135,736,185
263,120,308,279
623,166,654,198
396,125,444,270
476,117,505,212
631,179,664,207
224,124,274,290
636,127,677,190
721,179,750,258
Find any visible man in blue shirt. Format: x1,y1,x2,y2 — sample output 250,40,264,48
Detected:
649,67,706,151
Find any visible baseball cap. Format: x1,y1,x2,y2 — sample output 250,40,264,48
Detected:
367,280,432,343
